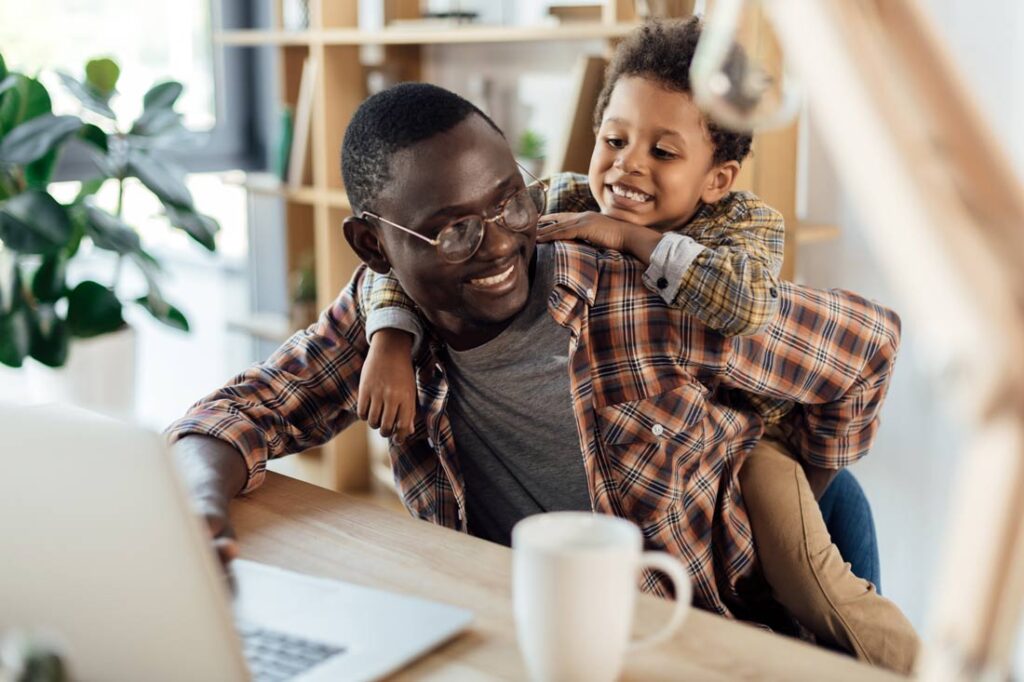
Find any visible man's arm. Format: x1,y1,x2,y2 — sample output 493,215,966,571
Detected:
165,267,374,555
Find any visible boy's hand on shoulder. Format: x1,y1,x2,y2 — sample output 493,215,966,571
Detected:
537,212,662,265
536,211,632,251
358,328,417,442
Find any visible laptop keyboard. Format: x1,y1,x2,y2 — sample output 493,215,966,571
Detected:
238,623,345,681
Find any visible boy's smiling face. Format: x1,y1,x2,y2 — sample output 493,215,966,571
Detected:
589,76,732,231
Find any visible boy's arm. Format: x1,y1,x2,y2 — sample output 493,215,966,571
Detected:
166,267,374,494
360,267,426,354
710,282,902,470
642,193,785,336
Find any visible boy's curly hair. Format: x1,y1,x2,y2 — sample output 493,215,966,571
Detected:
594,17,753,166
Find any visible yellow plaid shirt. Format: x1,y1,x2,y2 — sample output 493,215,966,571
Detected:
167,231,901,619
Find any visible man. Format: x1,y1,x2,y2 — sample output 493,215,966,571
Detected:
169,83,898,631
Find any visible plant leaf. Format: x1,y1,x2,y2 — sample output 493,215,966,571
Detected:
85,58,120,96
0,75,52,135
132,81,185,137
56,71,115,119
31,253,67,303
77,123,108,153
0,75,16,98
66,280,125,338
83,203,140,254
28,303,69,367
127,149,193,208
0,113,81,165
136,294,189,332
130,107,184,137
64,209,87,258
142,81,183,111
24,147,60,188
0,190,72,254
164,204,218,251
75,177,106,202
0,305,30,367
0,51,6,81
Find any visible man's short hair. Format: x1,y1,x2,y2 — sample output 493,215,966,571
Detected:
593,18,753,166
341,83,502,216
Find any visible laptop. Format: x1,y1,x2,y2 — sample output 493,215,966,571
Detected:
0,404,473,681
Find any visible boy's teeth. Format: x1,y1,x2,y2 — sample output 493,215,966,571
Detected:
471,264,515,286
612,184,652,202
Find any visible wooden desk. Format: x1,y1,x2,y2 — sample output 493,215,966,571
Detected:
232,473,902,681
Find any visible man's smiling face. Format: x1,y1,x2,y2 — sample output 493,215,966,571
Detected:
370,114,537,350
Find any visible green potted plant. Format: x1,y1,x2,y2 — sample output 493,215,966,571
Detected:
516,128,546,179
0,52,220,411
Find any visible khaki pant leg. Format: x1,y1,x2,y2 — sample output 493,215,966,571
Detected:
738,439,921,675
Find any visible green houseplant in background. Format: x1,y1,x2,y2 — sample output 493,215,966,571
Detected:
0,52,219,369
516,128,546,180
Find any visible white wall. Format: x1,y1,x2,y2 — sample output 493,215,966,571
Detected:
796,0,1024,646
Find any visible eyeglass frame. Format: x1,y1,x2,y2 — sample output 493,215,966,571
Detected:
361,163,549,263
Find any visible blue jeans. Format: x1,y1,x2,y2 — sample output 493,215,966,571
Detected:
817,469,881,592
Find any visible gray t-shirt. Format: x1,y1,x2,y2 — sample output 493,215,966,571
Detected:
444,244,592,545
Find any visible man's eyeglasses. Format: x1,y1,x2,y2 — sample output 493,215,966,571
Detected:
362,165,549,264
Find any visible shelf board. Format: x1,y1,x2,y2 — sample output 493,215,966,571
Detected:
215,30,314,46
224,173,351,210
216,22,639,47
796,222,842,245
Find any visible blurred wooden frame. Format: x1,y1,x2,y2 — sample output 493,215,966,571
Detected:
764,0,1024,679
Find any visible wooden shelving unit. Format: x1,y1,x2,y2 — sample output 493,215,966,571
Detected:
217,0,818,493
215,23,641,47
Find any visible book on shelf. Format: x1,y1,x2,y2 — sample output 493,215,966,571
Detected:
288,55,318,188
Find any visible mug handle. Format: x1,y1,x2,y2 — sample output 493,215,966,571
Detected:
627,551,692,651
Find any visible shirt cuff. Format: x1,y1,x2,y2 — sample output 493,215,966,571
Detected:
642,232,707,306
165,412,267,494
365,306,425,356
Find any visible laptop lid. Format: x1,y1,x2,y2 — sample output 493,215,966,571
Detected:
0,403,249,681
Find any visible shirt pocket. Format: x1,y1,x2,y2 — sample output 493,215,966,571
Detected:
595,382,707,523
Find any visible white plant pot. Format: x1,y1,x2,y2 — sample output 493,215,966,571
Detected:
26,327,137,420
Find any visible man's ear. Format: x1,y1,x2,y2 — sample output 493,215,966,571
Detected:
700,160,742,204
343,215,392,274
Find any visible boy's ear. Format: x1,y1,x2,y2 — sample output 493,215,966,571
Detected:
700,160,742,204
343,215,392,274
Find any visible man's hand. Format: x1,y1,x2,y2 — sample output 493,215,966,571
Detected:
172,435,248,572
536,212,663,265
358,328,417,441
196,494,240,568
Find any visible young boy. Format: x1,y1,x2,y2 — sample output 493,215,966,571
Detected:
356,19,917,672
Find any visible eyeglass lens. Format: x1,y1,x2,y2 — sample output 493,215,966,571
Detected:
436,185,546,262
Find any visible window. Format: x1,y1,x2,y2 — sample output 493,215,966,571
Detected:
0,0,260,173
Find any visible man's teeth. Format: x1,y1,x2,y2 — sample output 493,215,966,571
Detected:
611,184,653,202
471,264,515,286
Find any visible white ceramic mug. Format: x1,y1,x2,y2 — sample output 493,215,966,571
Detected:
512,512,692,682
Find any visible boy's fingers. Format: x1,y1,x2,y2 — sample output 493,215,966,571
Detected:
357,387,370,420
537,225,578,242
396,401,414,441
380,402,399,437
539,211,576,222
367,399,383,429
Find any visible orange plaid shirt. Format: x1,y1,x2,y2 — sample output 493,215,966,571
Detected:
167,237,900,618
